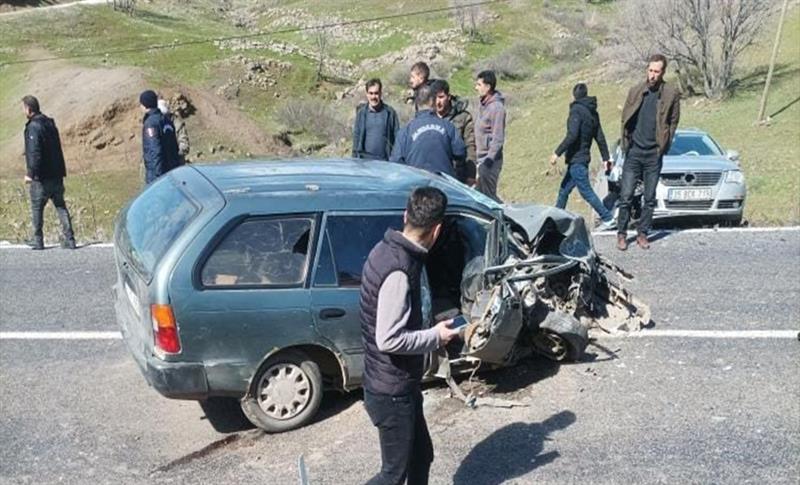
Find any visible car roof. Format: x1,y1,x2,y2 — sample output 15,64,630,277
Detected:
191,159,497,213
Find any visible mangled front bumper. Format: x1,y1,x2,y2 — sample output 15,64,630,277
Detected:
461,204,651,365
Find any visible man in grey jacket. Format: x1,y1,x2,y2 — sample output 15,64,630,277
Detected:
474,70,506,201
360,187,460,485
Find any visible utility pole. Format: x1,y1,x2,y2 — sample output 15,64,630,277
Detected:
757,0,790,124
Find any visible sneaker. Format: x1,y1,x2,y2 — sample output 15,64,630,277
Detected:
596,218,617,232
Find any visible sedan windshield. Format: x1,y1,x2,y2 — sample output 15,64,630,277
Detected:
667,134,723,156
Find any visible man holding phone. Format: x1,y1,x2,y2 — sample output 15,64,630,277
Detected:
360,187,461,485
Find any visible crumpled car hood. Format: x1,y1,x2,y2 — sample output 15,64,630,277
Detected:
502,203,594,262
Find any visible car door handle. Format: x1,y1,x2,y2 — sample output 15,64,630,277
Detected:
319,308,346,320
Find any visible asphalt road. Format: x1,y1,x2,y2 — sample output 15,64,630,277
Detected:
1,229,798,485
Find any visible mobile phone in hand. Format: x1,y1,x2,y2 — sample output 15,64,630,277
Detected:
451,315,469,329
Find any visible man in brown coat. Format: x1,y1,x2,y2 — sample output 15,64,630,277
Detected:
616,53,680,250
432,80,477,185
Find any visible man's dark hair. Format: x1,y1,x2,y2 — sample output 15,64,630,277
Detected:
410,61,430,80
22,95,40,114
476,70,497,91
415,83,436,108
406,187,447,232
572,83,588,99
365,78,382,91
647,53,668,70
430,79,450,96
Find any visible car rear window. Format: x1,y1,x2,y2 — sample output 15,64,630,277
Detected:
117,176,199,280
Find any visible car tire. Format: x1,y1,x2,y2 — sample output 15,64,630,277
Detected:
240,350,323,433
531,311,588,362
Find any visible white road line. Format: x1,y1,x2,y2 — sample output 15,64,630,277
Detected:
592,226,800,236
597,329,798,339
0,243,114,249
0,331,122,340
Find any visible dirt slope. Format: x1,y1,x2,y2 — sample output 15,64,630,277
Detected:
1,57,288,176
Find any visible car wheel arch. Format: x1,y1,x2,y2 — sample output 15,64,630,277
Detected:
245,343,348,396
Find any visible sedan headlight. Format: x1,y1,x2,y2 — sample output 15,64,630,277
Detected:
725,170,745,184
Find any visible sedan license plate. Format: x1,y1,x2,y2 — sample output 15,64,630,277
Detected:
668,188,712,201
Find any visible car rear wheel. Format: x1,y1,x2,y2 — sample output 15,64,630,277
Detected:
241,350,323,433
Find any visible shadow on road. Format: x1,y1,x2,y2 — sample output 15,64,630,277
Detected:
475,354,561,395
452,410,577,485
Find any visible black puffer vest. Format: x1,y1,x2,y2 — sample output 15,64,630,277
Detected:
360,229,427,396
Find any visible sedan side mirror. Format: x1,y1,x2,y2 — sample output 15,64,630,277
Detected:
726,149,740,163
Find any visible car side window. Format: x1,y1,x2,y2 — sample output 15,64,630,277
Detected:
325,214,403,288
201,217,314,288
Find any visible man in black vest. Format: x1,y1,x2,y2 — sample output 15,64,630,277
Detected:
22,95,76,250
360,187,460,485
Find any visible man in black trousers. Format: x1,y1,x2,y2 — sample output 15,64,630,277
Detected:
22,95,76,250
616,53,681,250
360,187,460,485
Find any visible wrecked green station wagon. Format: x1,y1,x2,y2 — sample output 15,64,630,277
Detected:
113,160,649,432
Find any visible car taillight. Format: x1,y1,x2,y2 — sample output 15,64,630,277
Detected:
151,304,181,354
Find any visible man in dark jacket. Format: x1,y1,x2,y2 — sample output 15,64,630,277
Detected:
22,95,76,250
140,90,180,184
550,83,616,230
352,78,400,160
432,80,477,184
389,83,467,177
360,187,460,485
616,53,681,250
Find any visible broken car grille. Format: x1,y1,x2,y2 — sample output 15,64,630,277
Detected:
660,172,722,187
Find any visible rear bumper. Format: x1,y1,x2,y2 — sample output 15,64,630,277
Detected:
141,355,209,400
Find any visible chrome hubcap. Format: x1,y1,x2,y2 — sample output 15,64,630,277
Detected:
257,363,311,420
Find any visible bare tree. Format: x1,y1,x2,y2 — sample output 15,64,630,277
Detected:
108,0,136,16
313,27,330,82
613,0,777,99
450,0,485,42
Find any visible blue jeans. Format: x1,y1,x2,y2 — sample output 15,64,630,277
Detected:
555,163,612,221
364,388,433,485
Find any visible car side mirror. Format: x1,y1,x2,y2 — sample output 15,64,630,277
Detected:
726,149,740,163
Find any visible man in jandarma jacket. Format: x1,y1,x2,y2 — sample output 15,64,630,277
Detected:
139,90,180,184
22,95,76,250
389,83,467,177
616,53,681,250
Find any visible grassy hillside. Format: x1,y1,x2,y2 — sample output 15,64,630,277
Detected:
0,0,798,243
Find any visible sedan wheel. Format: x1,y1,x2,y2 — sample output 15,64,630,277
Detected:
241,350,323,433
257,362,312,420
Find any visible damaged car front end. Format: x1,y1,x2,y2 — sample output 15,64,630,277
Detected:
431,204,651,386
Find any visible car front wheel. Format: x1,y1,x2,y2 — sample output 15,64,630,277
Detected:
241,350,323,433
